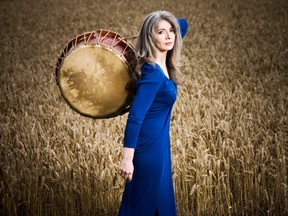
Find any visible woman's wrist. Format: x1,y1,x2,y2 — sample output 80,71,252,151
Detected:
122,147,135,161
123,155,133,161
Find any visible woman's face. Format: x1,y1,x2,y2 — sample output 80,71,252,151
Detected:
154,19,175,52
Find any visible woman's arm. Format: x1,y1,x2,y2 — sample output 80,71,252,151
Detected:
177,18,188,38
118,63,162,182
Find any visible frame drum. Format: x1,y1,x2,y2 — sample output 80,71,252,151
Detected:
55,30,135,118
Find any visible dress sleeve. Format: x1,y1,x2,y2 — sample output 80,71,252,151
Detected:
177,18,188,38
123,63,162,149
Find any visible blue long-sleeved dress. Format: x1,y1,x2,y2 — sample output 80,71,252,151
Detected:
118,19,188,216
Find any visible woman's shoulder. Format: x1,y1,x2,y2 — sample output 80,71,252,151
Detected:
141,62,157,71
140,62,163,79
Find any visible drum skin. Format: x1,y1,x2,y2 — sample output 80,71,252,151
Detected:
55,30,136,118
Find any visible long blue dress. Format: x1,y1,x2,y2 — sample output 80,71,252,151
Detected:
118,19,188,216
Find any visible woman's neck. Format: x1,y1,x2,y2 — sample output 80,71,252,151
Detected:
153,51,167,68
153,51,170,78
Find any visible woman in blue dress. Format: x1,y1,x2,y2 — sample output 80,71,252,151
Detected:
118,11,188,216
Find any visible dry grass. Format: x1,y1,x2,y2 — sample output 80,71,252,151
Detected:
0,0,287,215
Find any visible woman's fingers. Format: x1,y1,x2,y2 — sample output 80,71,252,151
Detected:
126,173,133,182
123,172,132,182
119,168,133,181
119,159,134,181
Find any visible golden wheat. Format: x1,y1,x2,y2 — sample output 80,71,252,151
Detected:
0,0,287,215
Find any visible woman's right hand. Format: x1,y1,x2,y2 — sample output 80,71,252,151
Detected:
119,158,134,182
119,147,135,182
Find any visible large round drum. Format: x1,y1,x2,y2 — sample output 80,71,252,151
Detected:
55,30,135,118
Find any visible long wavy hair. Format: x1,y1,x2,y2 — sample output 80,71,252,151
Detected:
126,11,182,94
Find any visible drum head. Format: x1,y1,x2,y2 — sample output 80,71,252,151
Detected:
59,45,130,118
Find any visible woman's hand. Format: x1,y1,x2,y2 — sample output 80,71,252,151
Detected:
118,147,135,182
119,158,134,182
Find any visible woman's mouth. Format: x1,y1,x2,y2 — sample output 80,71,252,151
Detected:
165,42,173,46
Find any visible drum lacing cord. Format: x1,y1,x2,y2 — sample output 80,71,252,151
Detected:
112,33,136,56
110,31,118,50
97,30,135,57
86,32,94,44
99,29,110,44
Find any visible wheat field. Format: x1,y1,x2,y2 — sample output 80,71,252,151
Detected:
0,0,287,215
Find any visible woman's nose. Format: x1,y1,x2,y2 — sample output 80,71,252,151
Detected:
166,31,171,39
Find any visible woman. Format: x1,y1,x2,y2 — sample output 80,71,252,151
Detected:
118,11,188,216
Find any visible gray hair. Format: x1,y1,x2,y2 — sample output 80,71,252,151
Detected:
126,11,182,94
136,11,182,80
